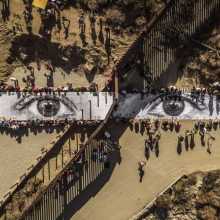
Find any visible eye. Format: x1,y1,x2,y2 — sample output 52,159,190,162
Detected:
14,94,77,118
142,94,208,119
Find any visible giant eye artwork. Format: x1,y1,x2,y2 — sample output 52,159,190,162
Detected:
14,95,77,118
0,92,113,121
143,94,208,118
0,92,218,121
113,93,217,120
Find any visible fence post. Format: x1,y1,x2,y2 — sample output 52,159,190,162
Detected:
56,155,58,170
76,133,79,151
48,160,51,181
42,166,45,183
69,138,71,157
89,100,92,120
61,146,64,168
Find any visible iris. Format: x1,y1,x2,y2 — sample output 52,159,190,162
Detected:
37,98,60,117
162,99,185,116
14,94,76,119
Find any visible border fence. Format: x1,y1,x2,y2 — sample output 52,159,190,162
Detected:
13,99,117,220
1,0,220,219
142,0,220,85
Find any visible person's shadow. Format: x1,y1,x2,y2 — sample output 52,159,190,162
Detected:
155,142,159,157
80,32,87,47
140,122,145,135
200,135,205,146
91,26,97,45
98,19,104,44
134,123,139,133
177,140,182,155
139,168,144,183
185,136,189,151
84,66,97,83
145,144,150,160
190,135,195,149
90,16,97,45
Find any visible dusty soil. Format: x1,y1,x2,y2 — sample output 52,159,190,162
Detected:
0,0,164,90
1,124,96,220
175,16,220,89
71,120,220,220
0,23,15,81
0,131,59,199
142,170,220,220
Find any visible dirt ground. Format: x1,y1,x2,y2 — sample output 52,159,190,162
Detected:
0,2,220,220
142,169,220,220
1,0,145,90
174,18,220,89
1,126,92,220
72,120,220,220
0,131,58,199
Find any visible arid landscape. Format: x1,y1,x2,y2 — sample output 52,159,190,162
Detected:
142,170,220,220
0,0,165,89
0,1,220,220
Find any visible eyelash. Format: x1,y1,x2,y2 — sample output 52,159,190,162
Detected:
149,95,202,111
14,95,75,112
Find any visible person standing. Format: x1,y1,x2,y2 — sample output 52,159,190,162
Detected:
103,19,111,64
62,16,70,39
138,161,146,183
79,13,85,34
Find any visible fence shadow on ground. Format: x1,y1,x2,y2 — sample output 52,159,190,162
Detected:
57,149,121,220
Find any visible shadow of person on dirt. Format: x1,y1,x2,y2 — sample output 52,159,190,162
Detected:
0,123,67,143
185,136,189,151
134,122,139,133
190,134,195,149
89,13,97,45
177,139,182,155
84,65,97,83
98,18,104,44
8,34,86,73
155,141,159,157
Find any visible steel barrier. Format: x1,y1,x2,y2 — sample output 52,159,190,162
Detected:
143,0,220,84
15,99,117,220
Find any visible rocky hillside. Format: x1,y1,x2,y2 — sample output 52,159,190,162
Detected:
141,170,220,220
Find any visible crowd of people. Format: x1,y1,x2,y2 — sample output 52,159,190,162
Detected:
0,80,100,93
0,0,10,22
129,117,220,182
131,118,181,134
0,118,100,131
120,85,216,97
176,119,218,155
0,0,114,95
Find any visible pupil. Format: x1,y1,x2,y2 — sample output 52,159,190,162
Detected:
162,99,185,116
37,99,60,117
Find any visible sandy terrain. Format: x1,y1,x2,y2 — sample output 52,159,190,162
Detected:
1,0,139,90
0,131,58,199
72,120,220,220
174,19,220,89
